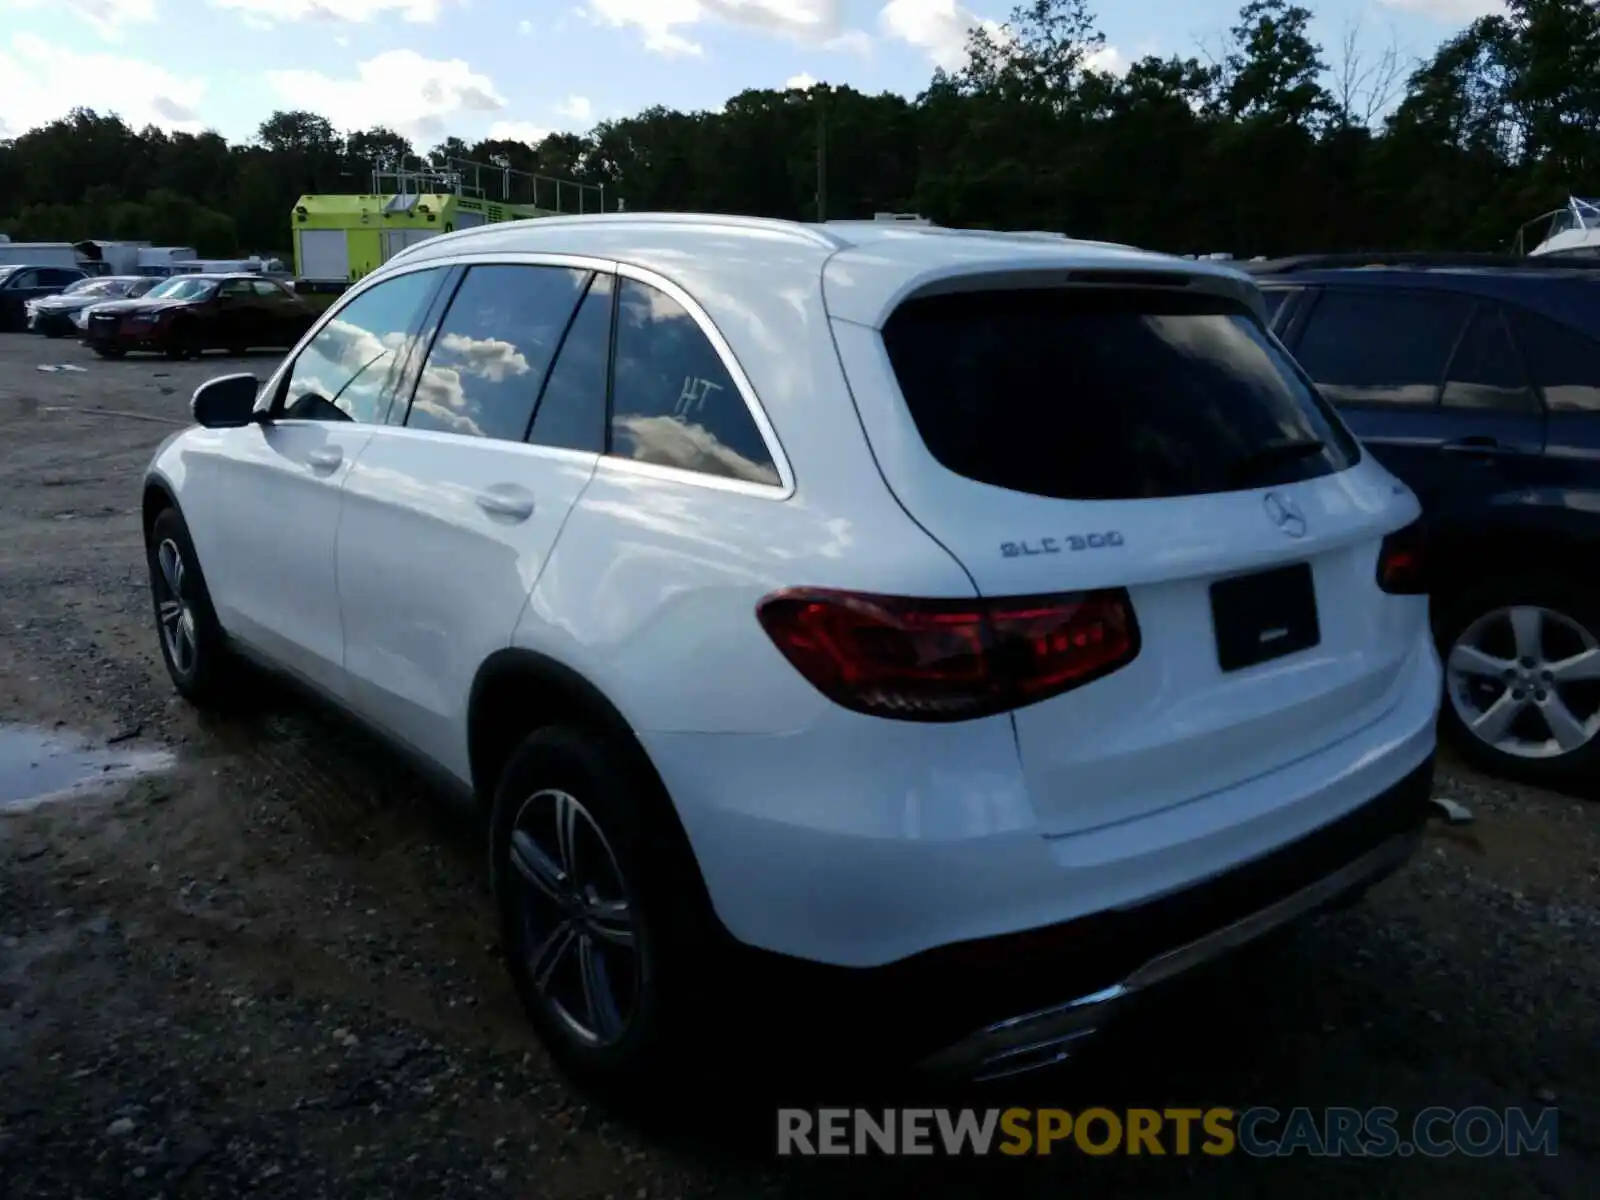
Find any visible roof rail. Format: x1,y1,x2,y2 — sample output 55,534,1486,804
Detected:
386,210,850,264
1244,250,1600,275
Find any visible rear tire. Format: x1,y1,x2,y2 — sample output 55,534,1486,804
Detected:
1436,578,1600,790
146,506,246,708
489,725,714,1097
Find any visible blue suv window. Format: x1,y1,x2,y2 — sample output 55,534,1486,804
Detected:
1509,309,1600,414
1294,288,1471,408
1442,307,1541,413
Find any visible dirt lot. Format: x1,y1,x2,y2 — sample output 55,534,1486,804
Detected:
0,333,1597,1199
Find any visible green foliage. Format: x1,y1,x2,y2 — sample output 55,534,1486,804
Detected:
1,0,1597,259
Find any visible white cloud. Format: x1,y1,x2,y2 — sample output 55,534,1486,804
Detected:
488,120,551,146
4,0,156,39
209,0,443,25
0,33,207,137
1377,0,1504,19
785,71,818,89
555,94,594,124
266,50,503,142
879,0,1000,71
585,0,849,57
517,18,533,33
1084,44,1126,77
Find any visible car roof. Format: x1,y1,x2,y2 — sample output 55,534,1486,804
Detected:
1254,265,1600,336
384,212,1265,330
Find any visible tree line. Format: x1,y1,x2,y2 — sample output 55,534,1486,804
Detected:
0,0,1596,263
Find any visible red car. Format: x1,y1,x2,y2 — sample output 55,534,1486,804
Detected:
84,274,318,359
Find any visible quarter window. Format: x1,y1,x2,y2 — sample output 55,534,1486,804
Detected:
528,273,613,454
608,278,780,486
1442,307,1541,413
278,268,442,423
1293,289,1471,407
405,264,588,441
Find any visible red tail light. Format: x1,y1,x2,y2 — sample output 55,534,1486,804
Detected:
755,587,1140,722
1376,518,1428,595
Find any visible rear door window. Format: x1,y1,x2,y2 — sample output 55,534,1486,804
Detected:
528,273,613,454
1508,308,1600,413
1441,306,1542,413
879,287,1358,502
404,264,588,441
1292,288,1470,407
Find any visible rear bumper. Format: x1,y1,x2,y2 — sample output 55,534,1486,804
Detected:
918,793,1425,1079
648,632,1441,969
738,756,1433,1078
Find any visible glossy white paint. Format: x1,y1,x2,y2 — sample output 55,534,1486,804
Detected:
178,420,375,697
336,429,599,781
148,212,1441,971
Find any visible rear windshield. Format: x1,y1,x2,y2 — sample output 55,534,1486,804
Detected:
880,287,1360,501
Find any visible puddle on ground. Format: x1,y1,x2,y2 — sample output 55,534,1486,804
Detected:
0,723,175,814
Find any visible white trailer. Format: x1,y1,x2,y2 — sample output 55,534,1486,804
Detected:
0,242,82,268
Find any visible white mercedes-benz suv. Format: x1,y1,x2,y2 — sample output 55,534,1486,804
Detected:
142,213,1440,1087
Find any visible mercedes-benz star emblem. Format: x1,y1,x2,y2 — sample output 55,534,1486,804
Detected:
1263,491,1307,539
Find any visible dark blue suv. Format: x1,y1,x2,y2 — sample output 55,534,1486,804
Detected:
1253,255,1600,787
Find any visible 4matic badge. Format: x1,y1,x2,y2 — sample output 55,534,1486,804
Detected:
1001,532,1125,558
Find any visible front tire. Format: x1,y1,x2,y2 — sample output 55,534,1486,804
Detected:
1437,578,1600,789
489,725,708,1094
146,506,244,707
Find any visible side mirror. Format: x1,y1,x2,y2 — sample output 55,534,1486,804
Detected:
192,374,263,428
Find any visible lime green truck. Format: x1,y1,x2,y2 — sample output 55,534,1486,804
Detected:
291,161,606,305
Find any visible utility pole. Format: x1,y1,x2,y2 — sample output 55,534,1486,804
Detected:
815,92,827,223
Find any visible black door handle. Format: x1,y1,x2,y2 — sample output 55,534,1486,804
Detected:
1440,436,1508,457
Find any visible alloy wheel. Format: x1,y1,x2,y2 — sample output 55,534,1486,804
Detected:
154,538,199,677
508,788,640,1047
1446,604,1600,760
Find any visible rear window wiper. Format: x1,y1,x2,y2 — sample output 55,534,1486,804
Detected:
1225,437,1327,484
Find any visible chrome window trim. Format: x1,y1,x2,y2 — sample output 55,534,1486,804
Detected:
607,260,794,499
252,251,797,502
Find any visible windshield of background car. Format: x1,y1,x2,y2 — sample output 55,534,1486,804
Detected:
0,267,16,284
65,278,121,297
147,278,217,301
880,286,1361,501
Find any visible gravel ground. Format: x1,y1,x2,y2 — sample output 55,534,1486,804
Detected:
0,333,1596,1199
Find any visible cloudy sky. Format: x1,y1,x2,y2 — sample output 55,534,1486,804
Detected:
0,1,1500,146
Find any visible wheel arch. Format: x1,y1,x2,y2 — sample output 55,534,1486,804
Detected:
141,473,179,542
466,647,724,928
1430,518,1600,622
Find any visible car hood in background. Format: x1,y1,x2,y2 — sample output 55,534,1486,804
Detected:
89,298,199,317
